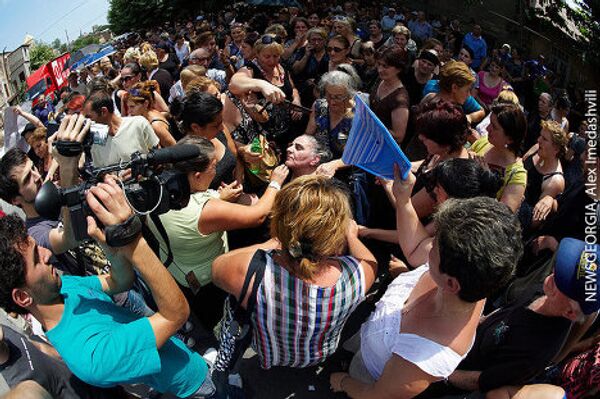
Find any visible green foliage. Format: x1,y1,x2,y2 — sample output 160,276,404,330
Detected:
108,0,227,34
71,35,101,52
29,41,56,70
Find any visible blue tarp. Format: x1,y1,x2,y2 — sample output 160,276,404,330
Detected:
70,45,117,71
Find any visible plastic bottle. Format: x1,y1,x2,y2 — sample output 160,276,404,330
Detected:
249,136,262,174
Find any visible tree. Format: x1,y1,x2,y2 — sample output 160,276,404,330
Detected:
70,35,101,52
29,41,56,70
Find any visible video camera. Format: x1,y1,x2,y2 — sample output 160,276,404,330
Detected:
34,145,200,241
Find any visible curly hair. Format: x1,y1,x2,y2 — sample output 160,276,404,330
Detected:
415,99,469,153
0,215,29,314
434,197,522,302
0,148,28,204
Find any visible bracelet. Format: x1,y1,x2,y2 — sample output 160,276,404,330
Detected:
339,374,350,392
268,181,281,191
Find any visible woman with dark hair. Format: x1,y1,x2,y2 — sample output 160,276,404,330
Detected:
332,15,361,59
367,20,386,50
457,45,478,95
370,46,410,144
475,57,509,107
410,99,471,217
291,27,329,106
282,17,309,62
171,91,237,189
471,103,528,212
115,62,146,114
327,35,352,71
148,136,289,335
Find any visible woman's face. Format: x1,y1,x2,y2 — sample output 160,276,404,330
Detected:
294,21,308,38
327,39,349,62
308,34,326,52
489,62,502,76
325,85,351,111
377,60,400,81
487,113,511,149
537,128,559,159
127,100,148,116
121,67,140,89
417,58,435,76
458,48,472,65
32,140,48,160
241,43,254,59
538,95,552,115
257,48,281,69
419,134,447,156
231,28,245,42
197,112,224,140
394,33,408,48
369,24,381,36
308,14,320,27
450,83,471,106
333,22,350,36
203,39,217,54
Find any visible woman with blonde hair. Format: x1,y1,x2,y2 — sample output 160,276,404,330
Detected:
139,49,174,103
422,60,485,124
519,120,567,230
124,81,177,146
212,175,377,369
229,33,302,152
332,15,361,58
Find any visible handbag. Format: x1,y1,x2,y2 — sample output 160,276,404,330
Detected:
211,250,267,398
244,134,280,184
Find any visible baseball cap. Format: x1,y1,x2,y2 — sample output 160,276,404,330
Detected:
554,238,600,315
418,49,440,66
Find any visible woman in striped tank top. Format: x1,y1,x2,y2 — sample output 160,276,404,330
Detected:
212,175,378,369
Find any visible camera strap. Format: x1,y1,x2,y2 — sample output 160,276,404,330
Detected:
105,215,143,247
150,213,174,267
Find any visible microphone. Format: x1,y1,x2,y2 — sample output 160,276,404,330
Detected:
144,144,200,165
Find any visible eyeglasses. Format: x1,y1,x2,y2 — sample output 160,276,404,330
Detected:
261,35,283,45
326,93,350,101
327,46,346,53
190,56,210,63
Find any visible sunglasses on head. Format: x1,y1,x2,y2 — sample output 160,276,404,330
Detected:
332,15,348,22
327,46,345,53
128,89,142,97
261,35,283,45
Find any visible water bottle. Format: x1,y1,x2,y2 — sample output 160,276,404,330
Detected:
249,136,262,175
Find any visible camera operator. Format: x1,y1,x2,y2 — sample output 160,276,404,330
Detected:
82,89,160,168
147,135,289,335
0,116,84,258
0,175,214,397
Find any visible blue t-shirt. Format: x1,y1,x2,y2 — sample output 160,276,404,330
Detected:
462,33,487,69
46,275,207,397
422,80,482,115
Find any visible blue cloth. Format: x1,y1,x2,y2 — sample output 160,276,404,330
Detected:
45,275,207,397
408,21,433,43
462,32,487,69
422,80,482,114
34,104,54,126
342,94,411,180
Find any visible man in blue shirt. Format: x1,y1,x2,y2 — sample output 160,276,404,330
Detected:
0,115,214,398
408,11,433,44
462,25,487,70
33,95,55,126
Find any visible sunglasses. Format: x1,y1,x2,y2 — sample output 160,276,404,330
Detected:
261,35,283,45
121,75,136,82
327,46,345,53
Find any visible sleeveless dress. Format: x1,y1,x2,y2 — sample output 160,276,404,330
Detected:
209,131,237,190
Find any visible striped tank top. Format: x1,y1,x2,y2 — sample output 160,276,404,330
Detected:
251,250,366,369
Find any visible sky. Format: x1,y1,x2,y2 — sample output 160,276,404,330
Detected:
0,0,110,52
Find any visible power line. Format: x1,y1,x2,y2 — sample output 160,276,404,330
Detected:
36,0,90,38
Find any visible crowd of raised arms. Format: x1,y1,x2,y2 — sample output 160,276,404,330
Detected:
0,1,597,399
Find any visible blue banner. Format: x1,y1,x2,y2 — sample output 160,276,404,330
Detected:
342,94,411,180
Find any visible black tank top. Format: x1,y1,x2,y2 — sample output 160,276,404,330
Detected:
523,156,563,205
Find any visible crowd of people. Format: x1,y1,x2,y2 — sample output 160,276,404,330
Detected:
0,1,597,398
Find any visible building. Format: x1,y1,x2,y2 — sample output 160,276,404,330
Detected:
6,44,31,95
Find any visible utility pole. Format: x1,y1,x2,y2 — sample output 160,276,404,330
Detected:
65,29,71,51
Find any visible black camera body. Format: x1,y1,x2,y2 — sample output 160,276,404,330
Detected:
35,145,198,241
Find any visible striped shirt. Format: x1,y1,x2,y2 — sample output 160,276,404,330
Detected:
251,250,366,369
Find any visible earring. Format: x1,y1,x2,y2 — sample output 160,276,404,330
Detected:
504,143,509,148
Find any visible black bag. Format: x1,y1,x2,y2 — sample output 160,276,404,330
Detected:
211,250,267,398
